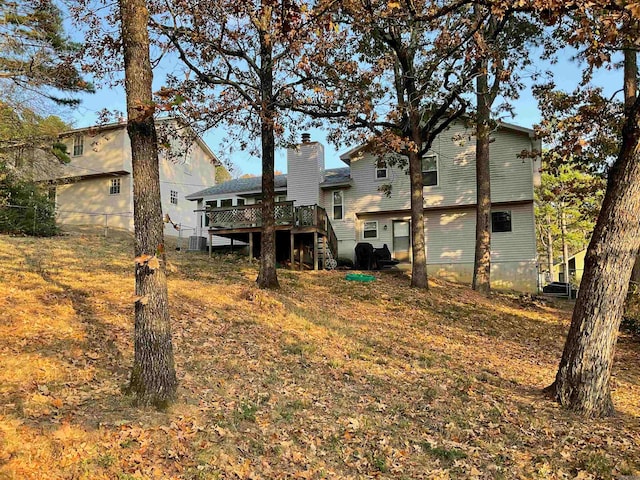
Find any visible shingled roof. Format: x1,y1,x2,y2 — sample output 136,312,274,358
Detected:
186,167,351,200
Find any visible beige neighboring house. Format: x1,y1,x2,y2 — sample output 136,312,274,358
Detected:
188,120,542,292
49,119,219,237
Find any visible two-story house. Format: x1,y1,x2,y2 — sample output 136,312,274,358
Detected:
49,119,219,237
187,122,541,292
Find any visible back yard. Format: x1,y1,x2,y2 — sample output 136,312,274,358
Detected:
0,232,638,479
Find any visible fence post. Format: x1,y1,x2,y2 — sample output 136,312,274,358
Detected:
33,205,37,235
178,223,182,252
104,214,109,237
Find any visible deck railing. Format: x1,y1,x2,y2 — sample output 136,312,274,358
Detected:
196,202,338,257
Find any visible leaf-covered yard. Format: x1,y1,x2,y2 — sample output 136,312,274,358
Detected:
0,232,638,479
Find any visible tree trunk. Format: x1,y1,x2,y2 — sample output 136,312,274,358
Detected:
409,144,428,289
472,66,491,293
546,87,640,417
625,47,640,286
120,0,177,407
256,17,279,289
546,213,554,282
560,205,570,283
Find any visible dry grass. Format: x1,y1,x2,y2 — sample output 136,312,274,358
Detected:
0,231,638,479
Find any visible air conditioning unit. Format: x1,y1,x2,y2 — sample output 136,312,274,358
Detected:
188,236,207,251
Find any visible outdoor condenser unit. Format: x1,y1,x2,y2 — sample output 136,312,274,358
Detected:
188,236,207,251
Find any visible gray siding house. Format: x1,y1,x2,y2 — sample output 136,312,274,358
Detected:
187,121,541,292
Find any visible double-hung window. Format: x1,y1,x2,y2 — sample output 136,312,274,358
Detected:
73,135,84,156
332,191,343,220
375,160,388,180
421,154,438,186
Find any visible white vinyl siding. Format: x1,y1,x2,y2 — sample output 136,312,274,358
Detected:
343,122,536,215
286,142,324,206
423,203,535,265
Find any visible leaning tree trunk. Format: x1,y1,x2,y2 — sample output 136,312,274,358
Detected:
256,21,279,289
547,94,640,417
472,66,492,294
120,0,177,407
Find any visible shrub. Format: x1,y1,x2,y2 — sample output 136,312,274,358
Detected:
0,164,57,236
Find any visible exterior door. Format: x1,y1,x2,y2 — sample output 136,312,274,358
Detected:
393,220,410,262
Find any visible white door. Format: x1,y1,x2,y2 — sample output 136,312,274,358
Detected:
393,220,410,262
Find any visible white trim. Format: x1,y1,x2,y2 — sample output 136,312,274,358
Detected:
374,164,389,181
363,220,378,240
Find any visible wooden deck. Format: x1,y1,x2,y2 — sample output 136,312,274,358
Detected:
196,202,338,270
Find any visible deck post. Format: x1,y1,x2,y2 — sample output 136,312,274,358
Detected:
249,232,253,263
313,231,318,271
230,238,234,253
208,232,212,257
323,236,327,270
290,232,295,269
299,238,304,271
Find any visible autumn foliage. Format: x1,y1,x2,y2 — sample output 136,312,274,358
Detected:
1,232,639,478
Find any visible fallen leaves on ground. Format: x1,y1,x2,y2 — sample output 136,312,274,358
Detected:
0,231,638,479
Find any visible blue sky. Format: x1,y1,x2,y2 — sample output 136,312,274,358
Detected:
67,47,620,178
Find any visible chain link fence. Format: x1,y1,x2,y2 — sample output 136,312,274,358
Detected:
1,205,200,249
0,204,57,236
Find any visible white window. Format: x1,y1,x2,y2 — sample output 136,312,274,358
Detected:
109,178,121,195
73,135,84,156
363,220,378,239
491,211,512,233
170,190,178,205
375,160,388,180
221,199,233,207
421,154,438,186
236,198,245,206
332,190,343,220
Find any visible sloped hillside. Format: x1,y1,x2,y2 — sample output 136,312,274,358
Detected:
0,232,638,479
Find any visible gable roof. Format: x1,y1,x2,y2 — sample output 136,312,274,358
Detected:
339,120,536,162
186,167,351,200
61,117,221,165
